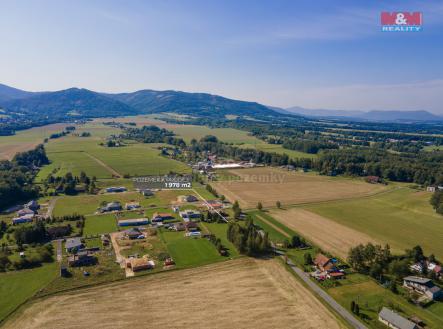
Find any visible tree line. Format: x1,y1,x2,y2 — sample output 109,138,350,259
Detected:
227,218,269,255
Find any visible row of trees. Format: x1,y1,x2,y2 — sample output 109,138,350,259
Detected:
44,171,96,195
227,218,269,255
123,125,186,146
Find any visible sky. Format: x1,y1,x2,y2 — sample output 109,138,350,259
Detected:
0,0,442,113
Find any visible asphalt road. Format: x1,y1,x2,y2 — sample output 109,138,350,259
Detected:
285,258,368,329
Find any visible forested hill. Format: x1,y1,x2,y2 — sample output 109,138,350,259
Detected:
104,89,277,118
0,84,281,121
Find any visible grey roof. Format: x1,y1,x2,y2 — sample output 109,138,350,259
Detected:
66,238,83,249
428,286,442,293
379,307,417,329
403,276,431,284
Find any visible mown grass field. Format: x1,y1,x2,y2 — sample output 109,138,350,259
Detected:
303,188,443,258
239,142,318,159
83,214,118,236
0,262,57,324
160,231,225,267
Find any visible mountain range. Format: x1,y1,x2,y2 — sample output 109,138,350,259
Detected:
283,106,443,122
0,83,441,123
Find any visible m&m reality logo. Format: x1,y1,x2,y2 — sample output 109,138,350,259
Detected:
381,12,422,32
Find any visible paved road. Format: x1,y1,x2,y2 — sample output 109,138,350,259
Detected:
286,258,367,329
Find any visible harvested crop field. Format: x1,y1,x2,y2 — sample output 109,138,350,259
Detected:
5,258,343,329
270,208,377,259
213,167,386,208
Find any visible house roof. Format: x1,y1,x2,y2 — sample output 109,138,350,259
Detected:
66,238,83,249
379,307,417,329
314,254,331,267
428,286,442,294
404,276,432,285
185,221,198,228
125,228,142,235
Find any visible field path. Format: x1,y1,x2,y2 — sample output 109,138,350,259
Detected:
4,258,344,329
256,214,290,238
270,208,377,259
83,152,121,178
45,198,58,219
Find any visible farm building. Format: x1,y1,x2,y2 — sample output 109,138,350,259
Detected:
100,202,122,213
68,251,97,267
152,212,174,222
125,202,141,210
365,176,381,184
403,276,443,301
178,195,198,202
184,221,199,231
314,254,337,272
126,257,155,271
105,186,127,193
118,218,149,227
65,238,84,253
17,208,34,217
12,213,34,225
179,209,201,221
378,307,418,329
25,200,40,211
212,163,243,169
185,231,201,237
124,228,144,239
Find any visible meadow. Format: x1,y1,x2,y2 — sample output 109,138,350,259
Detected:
0,263,57,324
239,142,318,159
303,188,443,258
83,214,118,236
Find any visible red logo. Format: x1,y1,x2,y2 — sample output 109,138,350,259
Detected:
381,12,422,25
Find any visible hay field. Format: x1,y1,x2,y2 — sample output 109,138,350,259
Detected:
213,167,386,208
0,123,68,160
4,259,343,329
270,208,377,259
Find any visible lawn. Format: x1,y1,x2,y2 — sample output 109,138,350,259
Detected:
83,214,118,236
304,188,443,258
204,222,240,257
170,125,260,144
239,142,317,159
160,230,224,267
0,263,58,323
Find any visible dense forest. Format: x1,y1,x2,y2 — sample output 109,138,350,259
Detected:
0,145,49,210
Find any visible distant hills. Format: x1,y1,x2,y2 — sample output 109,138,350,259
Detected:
285,106,443,122
0,83,441,123
0,84,277,120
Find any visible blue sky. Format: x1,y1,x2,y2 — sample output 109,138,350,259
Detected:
0,0,442,113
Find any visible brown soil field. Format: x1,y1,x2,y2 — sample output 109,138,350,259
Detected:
4,258,343,329
213,167,386,208
270,208,377,259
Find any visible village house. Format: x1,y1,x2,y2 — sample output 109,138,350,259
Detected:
179,209,201,222
205,200,224,209
403,276,443,301
100,201,122,213
178,195,198,203
17,208,34,217
12,213,34,225
378,307,418,329
184,221,199,232
152,212,174,222
313,254,345,280
172,222,185,231
65,238,84,253
139,188,154,197
105,186,127,193
427,186,436,193
126,257,155,272
124,228,144,240
68,251,97,267
25,200,40,211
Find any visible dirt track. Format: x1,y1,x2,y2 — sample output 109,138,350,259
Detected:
4,259,343,329
270,208,377,259
213,168,386,208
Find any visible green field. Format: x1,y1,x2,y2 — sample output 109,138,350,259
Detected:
171,125,260,144
160,231,224,267
83,214,118,236
303,188,443,258
204,222,240,257
0,263,57,323
328,278,443,328
239,142,317,159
